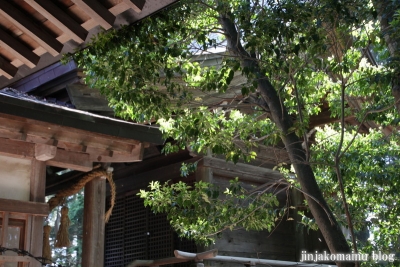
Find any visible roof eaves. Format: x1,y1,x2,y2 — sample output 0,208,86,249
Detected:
0,92,164,145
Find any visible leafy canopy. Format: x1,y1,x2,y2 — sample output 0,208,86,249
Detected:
67,0,400,257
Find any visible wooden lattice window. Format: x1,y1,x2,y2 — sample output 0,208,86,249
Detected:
105,193,197,267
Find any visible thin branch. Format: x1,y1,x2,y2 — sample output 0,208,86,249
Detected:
335,80,358,259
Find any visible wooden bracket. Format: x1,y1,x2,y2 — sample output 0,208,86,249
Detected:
35,143,57,161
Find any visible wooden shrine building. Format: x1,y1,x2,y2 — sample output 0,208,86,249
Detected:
0,91,163,266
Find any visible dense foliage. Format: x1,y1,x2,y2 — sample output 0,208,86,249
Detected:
140,178,279,244
66,0,400,265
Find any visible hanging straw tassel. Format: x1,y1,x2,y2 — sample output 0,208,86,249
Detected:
42,225,52,264
55,206,71,247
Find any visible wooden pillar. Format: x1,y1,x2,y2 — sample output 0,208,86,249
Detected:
82,177,106,267
195,158,212,183
29,159,46,267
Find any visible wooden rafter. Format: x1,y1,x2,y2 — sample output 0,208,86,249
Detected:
71,0,115,30
23,0,89,44
122,0,146,13
0,1,63,57
0,0,175,81
0,27,40,68
0,56,17,79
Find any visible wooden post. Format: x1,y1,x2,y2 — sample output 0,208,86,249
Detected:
82,177,106,267
195,158,212,183
29,159,46,267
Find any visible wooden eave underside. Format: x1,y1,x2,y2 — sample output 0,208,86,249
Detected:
0,93,164,172
0,116,145,171
0,93,164,144
0,0,177,86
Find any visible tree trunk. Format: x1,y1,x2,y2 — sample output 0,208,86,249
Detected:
218,13,354,267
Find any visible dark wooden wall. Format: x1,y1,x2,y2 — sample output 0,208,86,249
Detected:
104,150,197,267
196,157,330,266
104,151,330,267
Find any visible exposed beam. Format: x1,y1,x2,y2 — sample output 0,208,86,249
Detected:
109,2,131,15
88,143,143,162
0,128,25,140
0,256,32,263
202,157,284,182
0,116,145,160
0,137,92,171
47,149,93,172
35,143,57,161
0,96,164,145
71,0,115,30
0,1,63,57
0,114,140,154
24,0,88,44
0,56,18,79
0,27,40,68
0,138,35,159
81,2,131,30
0,198,48,216
122,0,146,13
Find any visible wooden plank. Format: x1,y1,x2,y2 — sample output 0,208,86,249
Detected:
0,127,24,140
0,256,32,263
0,212,9,246
0,198,48,216
47,149,93,172
0,114,140,154
35,143,57,161
0,1,63,57
0,97,163,144
24,215,32,253
88,142,143,162
26,133,135,155
68,96,113,111
233,141,290,165
202,157,283,181
122,0,146,13
71,0,115,30
109,2,130,15
0,27,40,68
82,177,105,267
30,159,46,203
0,138,35,159
0,55,18,79
66,83,113,111
196,163,212,183
22,216,30,267
29,159,46,267
24,0,88,43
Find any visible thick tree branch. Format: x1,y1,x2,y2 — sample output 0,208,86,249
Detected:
218,9,354,267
